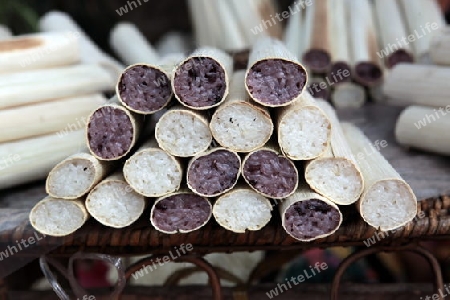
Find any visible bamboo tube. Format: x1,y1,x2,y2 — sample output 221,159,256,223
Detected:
46,152,114,199
86,102,143,161
123,140,183,197
430,27,450,66
110,22,159,65
302,0,332,73
398,0,445,62
279,185,342,242
39,11,124,79
0,94,106,143
86,173,146,228
209,71,273,152
373,0,414,68
307,76,330,100
155,32,190,56
187,0,213,47
172,47,233,110
212,0,248,51
229,0,265,43
277,91,331,160
305,100,364,205
0,129,85,190
251,0,283,38
348,0,383,87
155,107,212,157
395,105,450,156
212,187,273,233
187,148,241,197
0,32,79,73
331,83,366,108
0,25,12,40
328,0,352,83
245,36,308,107
342,123,417,231
242,145,298,199
283,1,303,60
151,190,212,234
384,64,450,107
29,196,88,237
0,64,114,109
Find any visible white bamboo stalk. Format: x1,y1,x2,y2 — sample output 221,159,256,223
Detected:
283,1,303,60
0,64,114,109
155,32,190,56
331,83,366,108
229,0,265,43
384,64,450,107
430,26,450,66
329,0,351,67
0,129,86,190
0,94,107,143
39,11,124,79
213,0,248,51
395,105,450,156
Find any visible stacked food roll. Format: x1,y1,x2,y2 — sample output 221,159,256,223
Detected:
29,35,417,242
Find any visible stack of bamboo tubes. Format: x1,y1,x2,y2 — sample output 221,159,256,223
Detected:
0,13,120,190
29,30,418,241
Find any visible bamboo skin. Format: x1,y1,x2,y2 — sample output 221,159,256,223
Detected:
155,32,190,56
123,140,183,197
342,123,417,231
331,82,366,108
0,94,107,143
46,152,114,199
210,71,273,152
229,0,265,43
252,0,283,38
187,0,214,47
39,11,124,79
0,64,114,109
172,47,233,110
384,64,450,107
110,22,159,65
283,0,304,60
305,100,364,205
245,36,308,107
430,27,450,66
212,0,248,51
29,196,89,237
395,105,450,156
279,185,343,242
86,173,146,228
373,0,414,68
0,32,80,73
277,91,331,161
0,129,86,190
150,189,212,234
348,0,383,87
302,0,332,73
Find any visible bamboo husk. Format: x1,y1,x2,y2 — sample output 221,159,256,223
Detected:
29,196,88,237
86,173,146,228
229,0,265,43
209,70,273,152
384,64,450,107
305,100,364,205
212,186,273,233
172,47,233,110
187,147,241,197
251,0,283,38
277,91,331,160
430,27,450,66
155,32,190,56
155,106,212,157
373,0,414,68
242,145,298,199
0,94,107,143
348,0,383,87
331,82,366,108
328,0,352,82
398,0,445,62
0,32,79,73
187,0,213,47
123,140,183,197
110,22,159,65
0,64,114,109
245,36,308,107
46,152,114,199
86,102,143,161
283,1,304,59
150,189,212,234
342,123,417,231
39,11,124,79
0,129,86,190
0,25,12,40
212,0,248,51
279,185,343,242
395,105,450,156
302,0,332,73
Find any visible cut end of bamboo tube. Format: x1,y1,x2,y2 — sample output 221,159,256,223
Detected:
386,50,414,69
354,62,383,87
